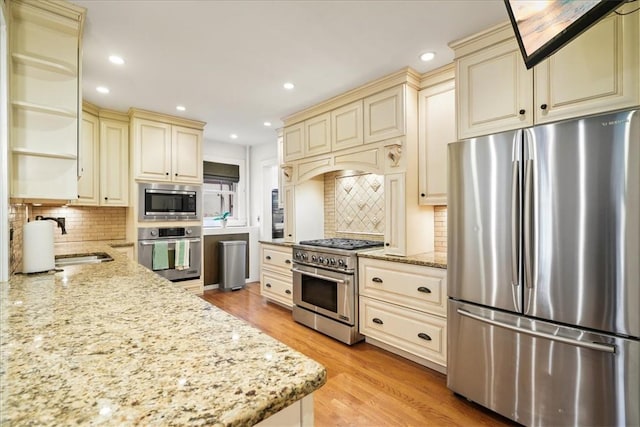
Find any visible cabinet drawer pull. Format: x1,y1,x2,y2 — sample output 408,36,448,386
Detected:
417,286,431,294
418,333,432,341
265,255,271,260
285,259,291,264
372,318,384,325
285,289,291,295
372,277,383,283
265,283,272,288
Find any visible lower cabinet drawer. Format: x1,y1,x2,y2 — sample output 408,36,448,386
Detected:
359,296,447,367
260,270,293,308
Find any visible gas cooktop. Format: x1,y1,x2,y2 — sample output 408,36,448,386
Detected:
297,238,384,251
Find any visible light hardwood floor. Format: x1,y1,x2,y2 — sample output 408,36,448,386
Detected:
201,283,515,427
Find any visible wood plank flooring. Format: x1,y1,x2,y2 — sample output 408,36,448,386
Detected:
201,283,516,427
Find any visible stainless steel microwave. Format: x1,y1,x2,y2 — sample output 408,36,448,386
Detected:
138,183,201,221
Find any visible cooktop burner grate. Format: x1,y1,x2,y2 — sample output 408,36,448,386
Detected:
298,238,384,250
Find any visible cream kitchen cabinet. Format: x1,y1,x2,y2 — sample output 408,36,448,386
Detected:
99,117,129,206
383,173,406,256
283,114,331,162
77,106,129,206
359,257,447,372
418,65,456,206
78,108,100,205
283,185,295,242
364,85,406,143
282,178,324,243
9,0,85,201
260,243,293,308
331,100,364,151
130,111,204,184
453,5,639,139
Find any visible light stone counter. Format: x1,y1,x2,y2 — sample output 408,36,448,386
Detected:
1,242,326,426
358,249,447,269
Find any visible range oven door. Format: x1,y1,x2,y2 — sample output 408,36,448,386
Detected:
138,237,201,282
292,263,355,325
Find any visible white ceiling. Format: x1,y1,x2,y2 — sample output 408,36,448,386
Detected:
74,0,508,146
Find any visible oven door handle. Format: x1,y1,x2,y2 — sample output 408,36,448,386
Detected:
291,268,346,284
139,238,201,246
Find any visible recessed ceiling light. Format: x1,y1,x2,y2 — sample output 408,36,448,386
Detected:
230,134,238,139
419,52,436,62
283,82,295,90
263,121,272,127
176,105,186,112
96,86,110,94
109,55,125,65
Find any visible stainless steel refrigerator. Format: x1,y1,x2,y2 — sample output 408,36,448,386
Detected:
447,108,639,426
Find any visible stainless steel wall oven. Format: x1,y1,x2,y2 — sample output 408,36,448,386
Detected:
138,226,201,282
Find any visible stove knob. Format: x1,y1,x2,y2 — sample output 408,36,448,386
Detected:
301,253,308,261
338,259,345,266
150,230,157,237
185,229,193,235
294,252,301,259
317,256,324,264
324,258,331,265
329,258,336,265
311,255,318,262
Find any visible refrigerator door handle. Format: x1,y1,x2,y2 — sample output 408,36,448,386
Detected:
511,160,519,288
524,159,535,289
456,308,616,353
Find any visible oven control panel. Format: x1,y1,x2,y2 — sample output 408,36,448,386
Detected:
293,249,354,272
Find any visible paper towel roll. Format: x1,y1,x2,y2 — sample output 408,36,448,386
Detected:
23,221,55,273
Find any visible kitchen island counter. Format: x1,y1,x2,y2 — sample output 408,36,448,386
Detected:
1,242,326,426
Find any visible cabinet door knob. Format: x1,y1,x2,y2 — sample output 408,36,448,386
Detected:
372,277,383,283
385,243,390,247
165,172,169,175
175,173,178,176
265,283,272,288
420,193,426,197
519,109,525,115
265,255,271,260
104,197,108,201
288,234,292,237
284,259,291,264
417,286,431,294
418,333,432,341
372,318,384,325
285,289,291,295
540,104,548,110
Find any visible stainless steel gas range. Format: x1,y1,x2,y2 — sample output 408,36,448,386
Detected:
291,238,383,345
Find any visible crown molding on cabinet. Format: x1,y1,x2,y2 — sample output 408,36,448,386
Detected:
282,67,421,127
419,63,455,90
128,108,206,130
448,21,512,59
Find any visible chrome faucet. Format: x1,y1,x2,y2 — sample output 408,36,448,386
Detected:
35,215,67,235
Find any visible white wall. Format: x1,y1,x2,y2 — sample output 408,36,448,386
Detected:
249,141,278,239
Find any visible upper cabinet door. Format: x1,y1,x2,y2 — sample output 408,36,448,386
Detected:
134,118,172,181
77,112,99,205
364,85,406,143
100,119,129,206
304,112,331,157
283,123,305,162
534,9,639,124
418,79,456,206
172,125,202,183
456,38,533,139
331,100,364,151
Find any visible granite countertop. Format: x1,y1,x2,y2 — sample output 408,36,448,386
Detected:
1,242,326,426
358,249,447,269
258,239,294,248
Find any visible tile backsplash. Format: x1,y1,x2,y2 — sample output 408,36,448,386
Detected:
8,204,126,274
30,206,126,243
323,171,448,252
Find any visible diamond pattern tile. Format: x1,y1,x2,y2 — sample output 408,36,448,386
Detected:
335,173,384,235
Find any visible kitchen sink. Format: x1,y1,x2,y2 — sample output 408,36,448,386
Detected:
55,252,114,267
